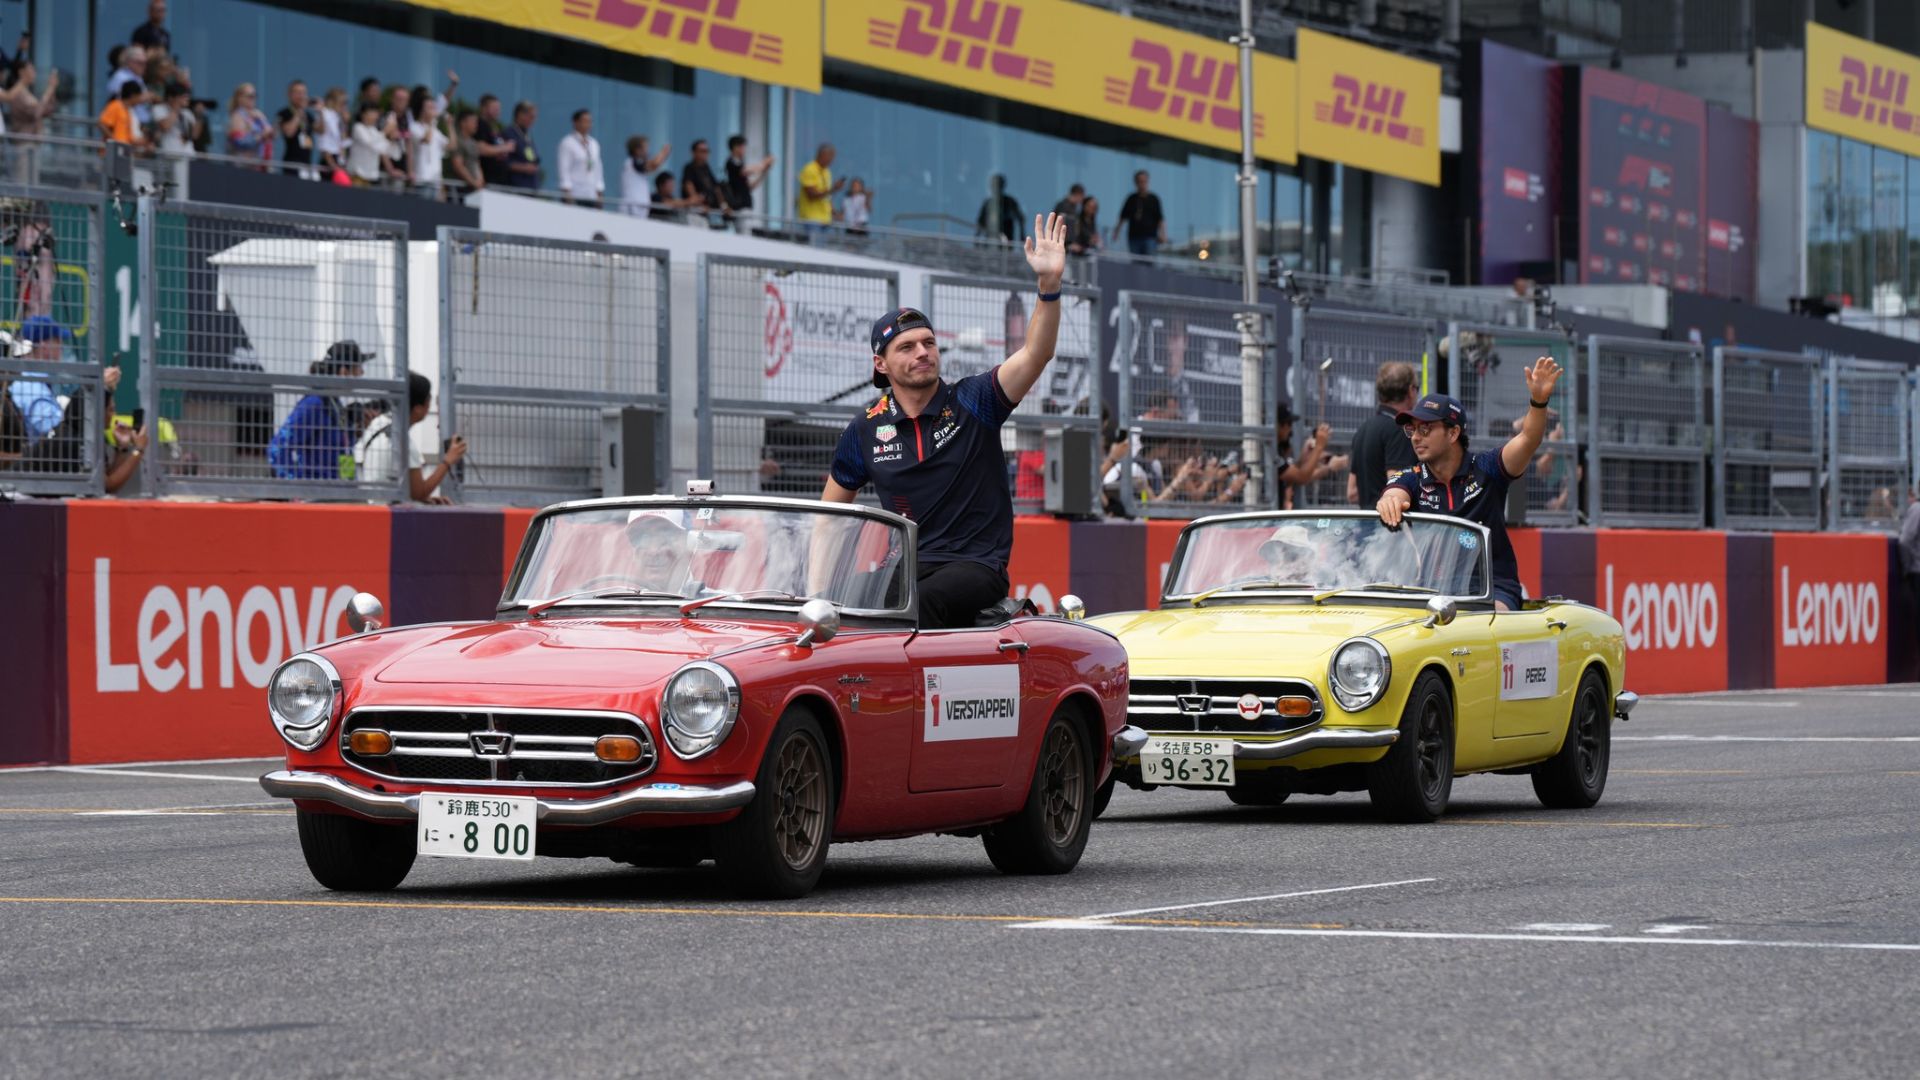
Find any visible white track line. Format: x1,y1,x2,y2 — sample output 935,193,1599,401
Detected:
1019,921,1920,954
0,757,278,775
1645,700,1800,708
1617,735,1920,744
77,801,287,816
1050,878,1438,924
47,767,262,783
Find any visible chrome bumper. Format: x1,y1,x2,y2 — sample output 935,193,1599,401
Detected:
259,769,756,826
1614,691,1639,720
1112,725,1150,760
1115,727,1399,762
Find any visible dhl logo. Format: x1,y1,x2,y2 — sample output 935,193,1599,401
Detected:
1313,75,1423,145
1103,40,1261,137
1822,56,1919,135
560,0,784,65
867,1,1053,88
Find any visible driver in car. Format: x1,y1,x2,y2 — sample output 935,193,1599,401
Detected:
625,508,697,596
1257,524,1324,586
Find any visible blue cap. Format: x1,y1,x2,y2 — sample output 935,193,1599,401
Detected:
868,307,932,387
19,315,71,343
1397,393,1466,428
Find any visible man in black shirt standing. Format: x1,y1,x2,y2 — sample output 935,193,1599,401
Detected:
1348,360,1420,509
474,94,513,187
976,174,1025,243
130,0,171,53
1114,169,1166,257
681,139,728,226
277,80,316,179
723,134,772,231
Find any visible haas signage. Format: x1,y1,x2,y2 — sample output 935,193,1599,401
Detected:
1773,534,1886,687
1596,532,1727,694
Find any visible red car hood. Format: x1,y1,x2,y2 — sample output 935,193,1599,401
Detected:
368,617,793,687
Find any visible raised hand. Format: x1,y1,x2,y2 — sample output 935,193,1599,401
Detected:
1523,355,1562,402
1024,212,1067,291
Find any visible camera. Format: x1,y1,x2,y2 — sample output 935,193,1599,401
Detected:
190,97,217,111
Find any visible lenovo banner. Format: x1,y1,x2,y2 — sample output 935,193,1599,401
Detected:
1470,40,1561,285
1593,530,1727,694
1578,68,1707,293
1773,533,1887,688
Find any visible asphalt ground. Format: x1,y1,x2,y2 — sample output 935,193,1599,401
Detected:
4,686,1920,1080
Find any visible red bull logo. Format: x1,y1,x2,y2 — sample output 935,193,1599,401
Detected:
1822,55,1918,135
1104,40,1260,137
866,1,1053,88
1313,75,1424,145
560,0,784,64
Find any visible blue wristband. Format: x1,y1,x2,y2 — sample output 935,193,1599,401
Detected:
1037,290,1061,303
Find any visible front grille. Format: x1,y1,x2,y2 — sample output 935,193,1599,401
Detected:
1129,678,1323,735
341,708,658,787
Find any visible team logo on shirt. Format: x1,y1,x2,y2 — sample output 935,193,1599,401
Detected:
866,395,891,418
876,424,897,443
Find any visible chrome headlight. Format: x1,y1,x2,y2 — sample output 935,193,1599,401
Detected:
268,654,340,750
1328,638,1391,713
661,661,741,759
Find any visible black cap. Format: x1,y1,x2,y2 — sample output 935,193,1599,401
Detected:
324,340,373,370
1396,393,1467,428
1275,400,1298,425
869,307,932,388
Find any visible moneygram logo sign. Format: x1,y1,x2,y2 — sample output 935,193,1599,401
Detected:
866,0,1053,88
560,0,785,66
1806,22,1920,157
1313,76,1424,147
1296,27,1439,185
1104,41,1257,139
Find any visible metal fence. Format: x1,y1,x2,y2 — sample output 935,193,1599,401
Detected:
696,254,898,500
1827,356,1912,532
1291,307,1436,509
1114,290,1275,518
0,184,108,497
1447,322,1583,525
1713,347,1824,532
138,198,409,501
438,229,670,506
1585,336,1707,528
922,274,1101,513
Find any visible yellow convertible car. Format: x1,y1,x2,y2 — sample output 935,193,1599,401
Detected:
1086,510,1635,822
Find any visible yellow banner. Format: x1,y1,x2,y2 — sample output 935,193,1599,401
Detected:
825,0,1296,164
1806,21,1920,159
401,0,821,92
1295,28,1439,186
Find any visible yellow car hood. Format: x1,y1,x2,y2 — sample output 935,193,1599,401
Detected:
1089,604,1411,674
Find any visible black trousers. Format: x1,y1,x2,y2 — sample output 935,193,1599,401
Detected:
917,560,1010,630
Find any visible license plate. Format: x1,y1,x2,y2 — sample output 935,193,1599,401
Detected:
1139,738,1236,787
417,793,537,861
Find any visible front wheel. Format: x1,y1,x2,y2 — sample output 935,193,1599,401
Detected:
295,809,416,891
1532,669,1611,809
1089,774,1116,820
716,710,835,899
983,709,1093,874
1366,670,1454,823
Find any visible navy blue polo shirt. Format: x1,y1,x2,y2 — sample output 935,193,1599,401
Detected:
831,367,1016,568
1389,448,1521,592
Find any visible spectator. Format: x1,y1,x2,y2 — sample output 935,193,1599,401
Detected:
145,50,182,102
355,372,467,503
619,134,670,216
796,143,842,239
976,173,1024,243
267,341,371,481
1115,169,1167,257
346,101,394,185
474,94,513,186
379,85,413,189
1348,361,1420,509
356,77,382,116
555,108,603,207
649,170,697,222
10,209,54,322
411,92,449,200
225,83,273,169
277,80,317,179
131,0,172,54
314,86,348,179
1868,485,1900,524
0,58,57,135
5,316,71,448
843,177,871,236
106,46,149,123
1052,183,1086,252
681,138,727,225
98,80,149,151
1900,490,1920,646
723,134,773,230
1273,402,1332,510
446,110,485,195
1078,195,1103,254
503,100,540,190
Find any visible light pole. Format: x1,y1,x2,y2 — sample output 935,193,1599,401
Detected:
1234,0,1264,506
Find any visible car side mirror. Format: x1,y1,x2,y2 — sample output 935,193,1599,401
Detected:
795,598,839,649
346,592,386,634
1422,596,1457,629
1059,594,1086,621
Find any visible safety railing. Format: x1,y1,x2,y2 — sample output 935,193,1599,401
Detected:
0,183,109,497
1114,290,1275,518
696,253,898,500
1584,336,1707,528
137,198,409,501
922,274,1101,513
1712,347,1824,531
1448,322,1582,525
437,229,670,506
1827,356,1912,532
1291,307,1436,510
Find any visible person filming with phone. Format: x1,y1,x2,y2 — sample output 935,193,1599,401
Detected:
354,371,467,504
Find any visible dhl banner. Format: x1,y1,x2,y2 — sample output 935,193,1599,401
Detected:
1296,27,1440,185
1805,21,1920,159
401,0,822,92
826,0,1297,164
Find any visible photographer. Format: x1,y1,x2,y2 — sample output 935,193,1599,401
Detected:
354,371,466,503
151,82,201,157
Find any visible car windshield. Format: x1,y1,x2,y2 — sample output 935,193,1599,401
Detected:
1166,512,1489,601
503,501,910,614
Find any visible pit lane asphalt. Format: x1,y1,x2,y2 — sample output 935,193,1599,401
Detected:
4,687,1919,1080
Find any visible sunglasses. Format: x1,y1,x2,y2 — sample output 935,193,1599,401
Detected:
1404,421,1448,438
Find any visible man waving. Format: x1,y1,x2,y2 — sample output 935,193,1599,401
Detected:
821,213,1070,628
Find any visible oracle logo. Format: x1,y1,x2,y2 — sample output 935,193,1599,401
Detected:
91,558,361,693
1603,564,1720,652
1779,567,1880,648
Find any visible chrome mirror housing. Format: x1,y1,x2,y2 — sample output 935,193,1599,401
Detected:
1422,596,1457,629
1059,594,1086,621
794,598,840,648
345,592,386,634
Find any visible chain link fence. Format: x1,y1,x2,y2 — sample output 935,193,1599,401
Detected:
0,185,107,497
137,199,408,501
1291,307,1436,509
1447,322,1582,525
437,229,670,506
1114,290,1274,518
1827,356,1912,532
1713,347,1824,531
697,254,897,500
922,274,1100,513
1584,336,1707,528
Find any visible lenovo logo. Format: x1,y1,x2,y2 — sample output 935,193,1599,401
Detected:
560,0,784,65
1779,568,1880,648
868,0,1052,87
1313,75,1425,145
1105,40,1259,137
1603,564,1721,652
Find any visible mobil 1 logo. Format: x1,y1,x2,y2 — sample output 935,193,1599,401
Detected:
923,666,1022,742
1499,641,1559,700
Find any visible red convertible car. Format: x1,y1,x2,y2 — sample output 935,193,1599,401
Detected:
260,491,1134,898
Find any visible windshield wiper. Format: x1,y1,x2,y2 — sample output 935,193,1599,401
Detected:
1312,582,1439,604
525,588,687,618
679,589,809,616
1188,579,1317,607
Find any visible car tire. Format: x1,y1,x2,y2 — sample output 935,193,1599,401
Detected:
716,709,835,899
1366,670,1454,823
983,708,1093,875
1532,668,1611,809
1089,774,1116,820
295,809,416,891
